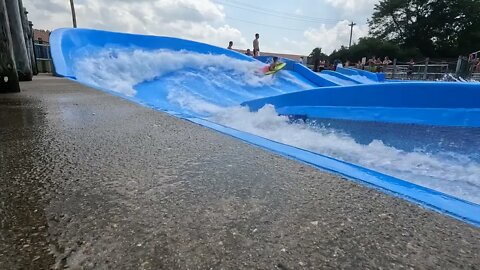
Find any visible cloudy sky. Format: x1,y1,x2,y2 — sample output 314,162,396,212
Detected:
23,0,379,55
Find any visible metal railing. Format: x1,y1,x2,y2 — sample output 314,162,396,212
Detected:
377,58,478,81
34,42,53,73
384,63,451,80
472,73,480,81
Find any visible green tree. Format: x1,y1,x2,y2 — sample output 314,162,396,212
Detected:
328,37,421,62
368,0,480,57
308,47,328,65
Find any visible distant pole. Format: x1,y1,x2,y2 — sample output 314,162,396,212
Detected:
392,58,397,79
0,0,20,92
455,56,462,76
423,57,429,80
27,18,38,75
5,0,32,81
348,22,356,48
69,0,77,28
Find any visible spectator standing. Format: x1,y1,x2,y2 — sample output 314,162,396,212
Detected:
375,57,383,72
319,60,326,72
227,41,233,49
361,57,367,69
356,60,363,69
331,59,342,71
368,59,376,72
383,56,392,66
313,58,320,72
407,59,415,79
253,33,260,57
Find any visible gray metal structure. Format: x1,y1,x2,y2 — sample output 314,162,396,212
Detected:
0,0,20,92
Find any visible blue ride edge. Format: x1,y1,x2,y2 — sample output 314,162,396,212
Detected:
67,77,480,228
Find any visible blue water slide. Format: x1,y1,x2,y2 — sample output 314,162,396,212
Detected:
51,28,334,117
242,81,480,127
333,66,384,83
256,56,362,86
50,28,480,227
51,28,255,79
320,70,363,84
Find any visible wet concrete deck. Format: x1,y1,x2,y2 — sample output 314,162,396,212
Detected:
1,75,479,269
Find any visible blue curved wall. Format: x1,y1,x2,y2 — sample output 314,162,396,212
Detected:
52,28,351,88
51,28,255,79
50,28,480,227
340,67,386,82
320,70,362,84
243,81,480,127
255,56,348,86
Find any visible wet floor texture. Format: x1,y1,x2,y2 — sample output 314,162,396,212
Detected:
1,75,479,269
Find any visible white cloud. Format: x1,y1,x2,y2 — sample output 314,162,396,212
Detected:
22,0,370,56
325,0,378,18
262,37,310,56
294,8,303,15
23,0,246,48
304,20,369,54
252,21,370,56
161,21,247,48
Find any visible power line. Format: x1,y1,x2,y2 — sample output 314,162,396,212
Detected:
217,1,361,47
227,16,307,31
220,0,343,22
215,0,343,24
218,1,340,24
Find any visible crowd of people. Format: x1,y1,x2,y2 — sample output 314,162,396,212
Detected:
226,37,480,78
469,56,480,73
227,34,287,73
355,56,393,72
227,33,261,57
311,56,396,73
319,56,426,79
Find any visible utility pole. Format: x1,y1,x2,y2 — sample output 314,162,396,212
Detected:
69,0,77,28
348,22,356,48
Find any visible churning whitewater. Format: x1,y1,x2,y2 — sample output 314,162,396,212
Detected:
73,48,480,204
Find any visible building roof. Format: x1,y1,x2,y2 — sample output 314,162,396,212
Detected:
234,49,307,60
33,29,51,43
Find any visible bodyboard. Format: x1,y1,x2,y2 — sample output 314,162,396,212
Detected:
264,62,286,75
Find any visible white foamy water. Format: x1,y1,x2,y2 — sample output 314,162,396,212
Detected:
438,73,480,83
73,48,290,96
168,89,480,203
73,48,480,204
210,105,480,204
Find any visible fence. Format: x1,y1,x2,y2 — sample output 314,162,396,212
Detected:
34,41,53,73
383,59,453,80
383,58,479,81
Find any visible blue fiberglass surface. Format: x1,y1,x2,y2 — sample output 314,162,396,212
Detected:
341,67,386,82
296,117,480,200
320,70,362,84
243,82,480,127
255,56,359,86
50,28,480,227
